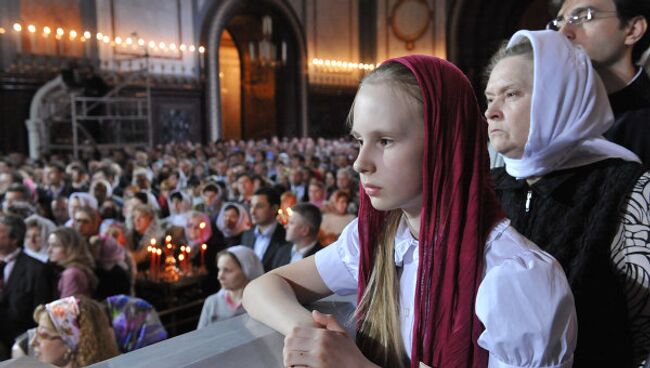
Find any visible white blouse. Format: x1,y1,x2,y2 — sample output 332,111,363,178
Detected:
315,217,577,368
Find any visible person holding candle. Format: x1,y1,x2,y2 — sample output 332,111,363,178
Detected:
126,204,162,272
197,246,264,329
185,211,225,294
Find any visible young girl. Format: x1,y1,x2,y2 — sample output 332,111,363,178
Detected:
243,55,577,368
197,246,264,328
47,227,98,298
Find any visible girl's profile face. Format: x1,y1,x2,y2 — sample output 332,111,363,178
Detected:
217,254,248,291
351,83,424,216
47,234,67,263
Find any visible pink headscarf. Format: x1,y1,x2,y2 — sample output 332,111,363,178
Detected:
357,55,505,368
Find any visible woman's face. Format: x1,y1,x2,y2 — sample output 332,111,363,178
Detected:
217,254,248,291
33,314,68,366
351,83,424,216
26,226,43,252
484,54,533,159
132,210,152,234
334,196,349,215
223,208,239,230
47,234,67,264
187,216,205,241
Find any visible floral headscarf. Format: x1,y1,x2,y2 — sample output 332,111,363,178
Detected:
105,294,168,353
45,296,81,351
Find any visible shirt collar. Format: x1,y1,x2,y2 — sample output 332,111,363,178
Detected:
1,247,21,263
292,240,318,257
256,222,277,238
394,216,418,267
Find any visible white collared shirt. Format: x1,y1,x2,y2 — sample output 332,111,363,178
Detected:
1,247,22,284
315,218,577,368
253,222,277,260
290,241,318,264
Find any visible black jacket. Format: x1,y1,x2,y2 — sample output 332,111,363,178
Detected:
270,241,323,270
0,251,54,356
241,223,288,272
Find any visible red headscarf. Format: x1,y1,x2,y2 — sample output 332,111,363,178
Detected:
357,55,505,368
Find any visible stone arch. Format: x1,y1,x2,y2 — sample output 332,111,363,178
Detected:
201,0,308,141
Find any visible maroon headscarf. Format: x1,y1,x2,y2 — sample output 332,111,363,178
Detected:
357,55,505,368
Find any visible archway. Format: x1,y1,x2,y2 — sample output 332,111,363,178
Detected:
202,0,308,142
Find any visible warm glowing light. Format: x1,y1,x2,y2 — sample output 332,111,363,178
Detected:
165,235,172,243
199,222,206,230
166,244,172,249
198,46,205,53
13,23,22,32
201,244,207,250
148,40,155,48
125,37,132,45
43,26,51,35
103,35,110,43
114,36,122,44
186,247,191,254
169,43,176,50
138,38,145,46
147,246,152,252
159,41,166,49
56,27,64,36
83,31,91,39
180,245,186,252
189,44,196,52
69,30,77,39
27,24,36,33
150,238,156,246
0,27,5,34
156,249,162,255
178,254,185,261
179,43,187,51
96,32,103,40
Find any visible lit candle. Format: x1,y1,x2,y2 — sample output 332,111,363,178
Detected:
165,235,172,244
200,243,207,269
13,23,22,54
147,246,154,277
27,25,36,53
156,248,162,280
178,253,185,274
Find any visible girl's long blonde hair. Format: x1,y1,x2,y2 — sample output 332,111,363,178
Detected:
349,62,423,368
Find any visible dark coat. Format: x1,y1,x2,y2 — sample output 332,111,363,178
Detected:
240,223,288,272
270,241,323,270
0,251,54,356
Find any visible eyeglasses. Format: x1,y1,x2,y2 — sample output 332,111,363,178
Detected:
546,7,618,30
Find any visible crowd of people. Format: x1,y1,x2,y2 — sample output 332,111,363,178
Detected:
0,135,362,365
1,0,650,367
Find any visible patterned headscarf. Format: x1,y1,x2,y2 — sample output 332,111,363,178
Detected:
105,294,168,353
45,296,81,351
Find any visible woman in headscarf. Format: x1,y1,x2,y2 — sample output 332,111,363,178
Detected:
197,246,264,328
64,192,98,227
485,30,650,367
215,202,251,247
32,296,119,367
243,55,577,368
164,189,192,227
105,294,168,353
185,211,226,295
47,227,98,298
24,214,56,263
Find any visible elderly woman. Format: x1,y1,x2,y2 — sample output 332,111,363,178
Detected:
197,246,264,328
24,214,56,263
32,296,119,367
485,30,650,367
126,203,162,271
47,227,98,298
64,192,98,227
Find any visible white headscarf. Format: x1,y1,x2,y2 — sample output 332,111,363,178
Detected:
23,214,56,263
66,192,98,224
225,245,264,281
502,30,640,179
216,202,251,238
89,178,113,200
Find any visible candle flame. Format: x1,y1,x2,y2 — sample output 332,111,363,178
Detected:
156,249,162,255
27,25,36,33
201,243,207,250
165,235,172,243
199,222,206,229
186,247,191,254
166,244,172,249
150,238,156,245
180,245,186,252
13,23,22,32
178,254,185,261
147,246,152,252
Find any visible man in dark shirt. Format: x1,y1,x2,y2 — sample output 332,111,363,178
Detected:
550,0,650,163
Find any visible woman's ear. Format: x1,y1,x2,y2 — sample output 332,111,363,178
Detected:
624,16,648,46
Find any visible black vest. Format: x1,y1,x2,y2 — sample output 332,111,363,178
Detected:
492,159,645,368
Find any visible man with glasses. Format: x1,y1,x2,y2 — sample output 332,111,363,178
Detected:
549,0,650,163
